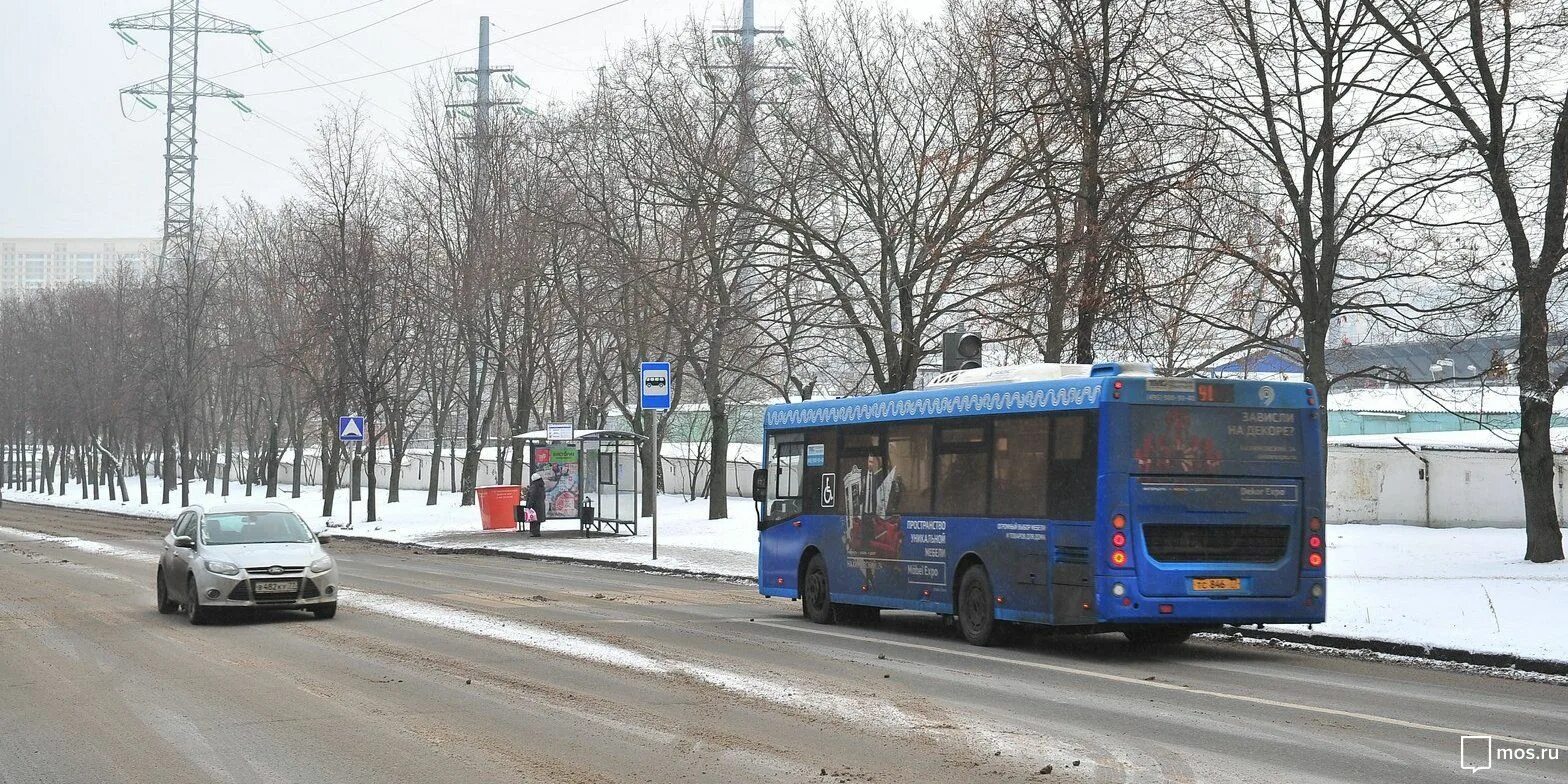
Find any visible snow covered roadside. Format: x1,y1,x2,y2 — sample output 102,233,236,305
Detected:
3,479,1565,663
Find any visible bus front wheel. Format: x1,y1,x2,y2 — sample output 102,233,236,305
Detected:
957,565,998,646
802,554,835,625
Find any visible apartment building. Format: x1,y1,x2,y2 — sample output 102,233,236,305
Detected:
0,237,157,295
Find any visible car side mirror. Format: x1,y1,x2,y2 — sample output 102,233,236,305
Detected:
317,533,333,545
752,468,768,503
173,535,196,549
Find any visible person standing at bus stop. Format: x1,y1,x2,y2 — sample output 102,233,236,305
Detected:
525,472,547,537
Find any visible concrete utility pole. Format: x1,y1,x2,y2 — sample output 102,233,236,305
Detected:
449,16,522,147
112,1,259,275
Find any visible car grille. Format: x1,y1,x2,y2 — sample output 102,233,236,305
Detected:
301,579,321,599
245,566,306,575
1142,524,1290,563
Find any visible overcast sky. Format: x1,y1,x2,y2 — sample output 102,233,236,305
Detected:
3,0,942,238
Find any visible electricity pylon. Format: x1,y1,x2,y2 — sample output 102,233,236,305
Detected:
112,1,259,274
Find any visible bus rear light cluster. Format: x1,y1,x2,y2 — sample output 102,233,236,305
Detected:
1112,380,1124,400
1306,517,1325,569
1110,514,1129,567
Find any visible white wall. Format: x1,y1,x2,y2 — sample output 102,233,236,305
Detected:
1328,446,1568,528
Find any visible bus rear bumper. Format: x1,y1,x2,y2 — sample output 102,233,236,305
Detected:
1094,576,1326,625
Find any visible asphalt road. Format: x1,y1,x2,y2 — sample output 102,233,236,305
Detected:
1,501,1563,784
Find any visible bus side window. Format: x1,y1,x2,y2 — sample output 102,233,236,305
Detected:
766,434,806,523
885,423,932,515
1048,412,1099,520
934,423,990,516
992,415,1051,518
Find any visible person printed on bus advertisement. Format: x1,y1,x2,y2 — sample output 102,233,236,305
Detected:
1134,407,1222,473
843,454,903,565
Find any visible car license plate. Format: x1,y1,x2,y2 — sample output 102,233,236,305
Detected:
1192,577,1240,591
253,580,295,594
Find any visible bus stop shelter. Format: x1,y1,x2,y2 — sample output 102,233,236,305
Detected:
514,429,645,536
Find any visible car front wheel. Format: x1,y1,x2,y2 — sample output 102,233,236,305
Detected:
184,576,211,625
156,568,179,614
311,602,337,620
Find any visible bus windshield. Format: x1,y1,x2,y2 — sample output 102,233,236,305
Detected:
1130,405,1303,473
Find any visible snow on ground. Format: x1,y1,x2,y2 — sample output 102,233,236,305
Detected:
4,478,1566,662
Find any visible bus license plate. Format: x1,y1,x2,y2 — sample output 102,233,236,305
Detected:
1192,577,1240,591
253,580,295,594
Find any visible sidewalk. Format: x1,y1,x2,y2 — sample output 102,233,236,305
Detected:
4,478,1564,663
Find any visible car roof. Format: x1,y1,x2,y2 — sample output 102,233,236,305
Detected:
196,501,297,515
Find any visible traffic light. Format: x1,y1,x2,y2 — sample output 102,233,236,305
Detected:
942,330,983,372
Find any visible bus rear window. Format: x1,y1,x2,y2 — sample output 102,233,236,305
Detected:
1131,406,1302,473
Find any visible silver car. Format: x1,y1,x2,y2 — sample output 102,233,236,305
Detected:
156,501,341,624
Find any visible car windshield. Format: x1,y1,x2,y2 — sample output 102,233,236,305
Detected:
201,511,314,545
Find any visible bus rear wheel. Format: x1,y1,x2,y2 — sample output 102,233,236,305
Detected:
801,554,835,625
957,565,998,646
1122,627,1195,646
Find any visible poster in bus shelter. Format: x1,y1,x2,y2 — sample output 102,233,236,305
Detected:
532,446,580,519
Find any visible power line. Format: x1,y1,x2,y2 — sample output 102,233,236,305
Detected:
270,0,416,88
214,0,439,79
247,0,631,97
199,128,297,176
265,0,398,32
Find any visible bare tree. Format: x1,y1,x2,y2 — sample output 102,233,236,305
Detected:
1362,0,1567,562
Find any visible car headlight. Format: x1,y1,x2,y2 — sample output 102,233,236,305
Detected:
310,556,334,574
205,559,242,576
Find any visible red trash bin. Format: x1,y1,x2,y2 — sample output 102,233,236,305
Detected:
475,485,523,531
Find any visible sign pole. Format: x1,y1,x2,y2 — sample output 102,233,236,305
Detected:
639,361,671,562
652,416,659,561
348,442,357,531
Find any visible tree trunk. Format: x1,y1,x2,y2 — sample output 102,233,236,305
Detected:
364,404,377,522
321,419,339,518
1518,285,1564,562
427,427,444,506
708,402,729,519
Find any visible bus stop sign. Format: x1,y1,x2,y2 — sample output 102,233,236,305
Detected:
640,362,671,411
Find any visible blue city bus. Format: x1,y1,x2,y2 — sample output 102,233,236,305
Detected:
752,362,1327,646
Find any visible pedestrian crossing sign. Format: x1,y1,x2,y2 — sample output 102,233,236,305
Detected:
338,416,365,442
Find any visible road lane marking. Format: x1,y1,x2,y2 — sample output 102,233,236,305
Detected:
744,619,1568,753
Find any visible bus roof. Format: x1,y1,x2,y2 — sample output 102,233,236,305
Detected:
762,373,1313,431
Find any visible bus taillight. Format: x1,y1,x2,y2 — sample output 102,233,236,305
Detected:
1110,514,1130,567
1306,517,1325,569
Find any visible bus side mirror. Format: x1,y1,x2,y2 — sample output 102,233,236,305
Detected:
752,469,768,503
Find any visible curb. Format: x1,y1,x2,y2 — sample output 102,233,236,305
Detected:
336,532,758,584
